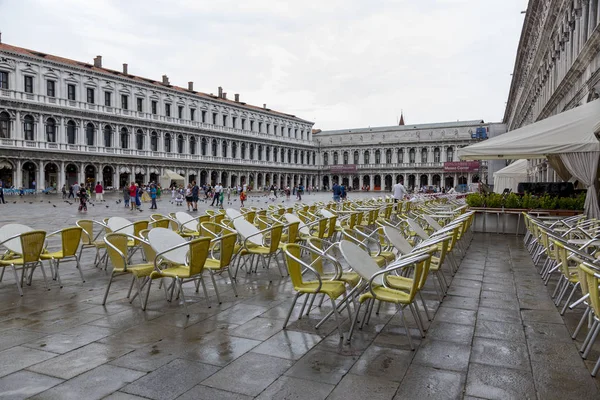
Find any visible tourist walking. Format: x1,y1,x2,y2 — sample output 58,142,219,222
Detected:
0,181,4,204
95,182,104,202
240,189,246,207
211,182,222,207
185,184,193,211
191,181,200,211
332,182,341,202
392,180,408,203
129,182,137,211
150,185,157,209
122,185,130,207
61,184,67,199
68,185,74,199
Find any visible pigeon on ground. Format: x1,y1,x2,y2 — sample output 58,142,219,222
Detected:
106,205,109,208
52,204,56,208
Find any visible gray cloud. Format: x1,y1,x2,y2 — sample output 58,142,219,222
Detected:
0,0,527,129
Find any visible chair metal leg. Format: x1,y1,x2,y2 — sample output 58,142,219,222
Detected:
331,298,343,338
561,282,579,315
198,276,211,308
11,265,23,296
306,293,317,316
102,271,115,305
226,267,238,297
418,291,432,321
75,256,85,283
410,303,426,338
552,276,564,300
400,306,415,351
283,292,300,328
298,292,310,319
592,353,600,377
347,300,363,342
582,320,600,359
573,307,590,340
177,278,190,318
209,271,221,304
127,275,136,298
143,278,153,310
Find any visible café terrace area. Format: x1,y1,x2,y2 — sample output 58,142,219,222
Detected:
0,191,599,400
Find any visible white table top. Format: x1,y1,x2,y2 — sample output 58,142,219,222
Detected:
226,208,242,220
233,218,263,246
284,213,310,235
0,223,34,254
407,218,430,240
339,240,384,286
107,217,134,236
568,238,600,247
147,227,188,264
175,212,199,231
383,226,413,255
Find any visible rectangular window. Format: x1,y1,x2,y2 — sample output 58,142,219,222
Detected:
258,122,263,132
86,88,95,104
151,100,157,114
24,76,33,93
104,91,111,107
178,105,183,119
288,128,291,136
232,117,237,128
212,113,217,125
0,71,8,89
266,123,270,134
121,94,128,110
136,98,143,112
67,84,76,101
190,108,195,121
222,115,227,126
241,119,246,130
201,110,206,123
250,121,255,131
46,80,55,97
165,103,171,117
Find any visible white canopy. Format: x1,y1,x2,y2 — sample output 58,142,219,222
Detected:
493,159,528,194
458,99,600,160
458,99,600,218
160,169,185,188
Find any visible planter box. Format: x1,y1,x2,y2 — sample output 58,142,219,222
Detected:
469,208,582,235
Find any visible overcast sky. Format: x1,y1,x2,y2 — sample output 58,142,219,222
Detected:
0,0,528,130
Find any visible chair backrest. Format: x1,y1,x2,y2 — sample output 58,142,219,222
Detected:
149,219,170,229
407,218,430,240
244,210,256,224
423,215,443,231
283,244,305,289
150,214,166,222
104,233,129,271
212,232,238,268
187,237,211,275
325,216,337,239
20,230,47,263
284,221,300,244
138,229,157,261
132,221,149,243
60,226,83,256
76,220,94,245
267,224,284,253
579,263,600,318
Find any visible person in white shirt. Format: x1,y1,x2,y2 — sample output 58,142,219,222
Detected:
211,183,222,206
392,181,407,202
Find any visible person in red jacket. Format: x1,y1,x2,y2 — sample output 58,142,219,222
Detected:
129,182,137,211
95,182,104,202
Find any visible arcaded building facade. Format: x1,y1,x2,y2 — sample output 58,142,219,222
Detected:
0,42,317,191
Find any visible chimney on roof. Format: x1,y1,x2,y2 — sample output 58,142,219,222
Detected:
122,63,128,74
188,81,194,91
162,75,170,85
218,86,223,98
399,111,405,126
93,55,102,68
234,93,240,102
222,92,227,99
0,32,2,44
263,104,267,109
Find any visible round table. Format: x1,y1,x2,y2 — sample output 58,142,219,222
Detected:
233,218,263,246
107,217,134,236
175,212,197,231
339,240,384,286
226,208,242,220
284,213,309,236
147,227,188,264
383,226,413,255
0,223,34,254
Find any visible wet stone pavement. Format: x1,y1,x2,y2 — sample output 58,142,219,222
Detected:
0,192,599,399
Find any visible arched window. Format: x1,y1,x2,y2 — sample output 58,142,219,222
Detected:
288,149,291,162
103,125,112,147
46,118,57,143
136,129,144,150
120,127,129,149
421,148,428,163
281,148,285,161
0,112,10,139
385,149,392,164
333,152,338,165
312,152,316,165
85,123,94,146
211,139,217,156
398,148,404,163
375,150,381,164
24,115,35,141
323,152,329,166
446,147,454,161
343,151,348,165
409,148,415,163
177,134,184,154
150,131,158,151
258,145,263,161
266,146,270,162
294,150,298,164
353,151,359,164
364,151,370,164
434,147,440,163
222,140,227,158
241,142,246,158
201,138,207,155
249,144,255,160
300,151,304,164
66,120,76,144
164,133,172,152
231,142,237,158
190,136,196,155
273,147,277,162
